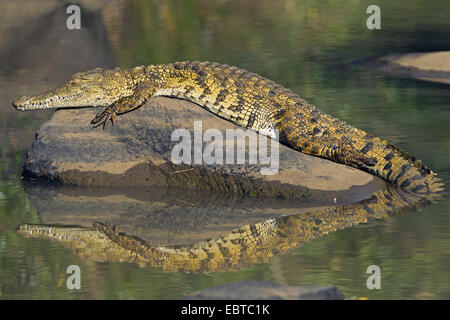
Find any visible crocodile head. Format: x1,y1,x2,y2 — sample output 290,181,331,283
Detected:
13,68,135,110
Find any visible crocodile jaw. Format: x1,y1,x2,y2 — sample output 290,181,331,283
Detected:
12,91,100,110
13,67,134,111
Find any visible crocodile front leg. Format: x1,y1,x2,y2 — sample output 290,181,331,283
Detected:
91,82,155,129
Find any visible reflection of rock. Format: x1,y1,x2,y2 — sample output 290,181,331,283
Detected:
17,183,441,273
23,96,384,197
22,181,377,246
180,281,344,300
355,51,450,85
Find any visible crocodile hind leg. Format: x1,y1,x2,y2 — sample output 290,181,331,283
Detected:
91,82,156,129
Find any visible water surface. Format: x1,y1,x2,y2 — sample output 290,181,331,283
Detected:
0,0,449,299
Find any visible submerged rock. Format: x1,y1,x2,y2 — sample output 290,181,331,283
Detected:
355,51,450,85
180,281,344,300
23,96,383,198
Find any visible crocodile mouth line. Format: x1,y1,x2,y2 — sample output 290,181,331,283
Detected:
13,93,83,110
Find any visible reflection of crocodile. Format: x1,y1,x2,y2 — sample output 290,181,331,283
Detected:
17,184,441,273
20,182,381,246
13,61,444,194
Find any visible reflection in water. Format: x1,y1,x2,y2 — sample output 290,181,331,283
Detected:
17,184,443,273
19,182,380,246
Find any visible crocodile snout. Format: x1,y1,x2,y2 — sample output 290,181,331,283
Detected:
12,96,31,110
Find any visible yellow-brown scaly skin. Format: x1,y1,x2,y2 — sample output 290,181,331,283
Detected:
13,61,444,194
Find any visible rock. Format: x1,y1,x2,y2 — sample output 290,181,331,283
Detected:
23,96,384,199
355,51,450,85
180,281,344,300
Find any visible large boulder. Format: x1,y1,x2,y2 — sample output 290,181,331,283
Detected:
23,96,383,199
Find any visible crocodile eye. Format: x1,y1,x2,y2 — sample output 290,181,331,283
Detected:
72,72,84,78
70,77,83,84
81,73,103,81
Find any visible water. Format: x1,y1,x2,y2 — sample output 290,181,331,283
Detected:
0,0,449,299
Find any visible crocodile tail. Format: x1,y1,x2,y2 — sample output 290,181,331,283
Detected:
276,104,444,195
343,134,444,195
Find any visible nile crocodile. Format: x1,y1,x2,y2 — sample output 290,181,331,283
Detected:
13,61,444,195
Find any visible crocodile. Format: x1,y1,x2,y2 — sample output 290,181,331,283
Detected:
17,184,440,272
13,61,444,194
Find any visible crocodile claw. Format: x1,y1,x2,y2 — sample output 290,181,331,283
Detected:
91,109,117,129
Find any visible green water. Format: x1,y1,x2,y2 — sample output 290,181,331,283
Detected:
0,0,449,299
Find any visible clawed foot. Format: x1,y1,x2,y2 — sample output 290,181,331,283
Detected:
91,109,117,129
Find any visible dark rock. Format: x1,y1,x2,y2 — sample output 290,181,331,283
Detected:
180,280,344,300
